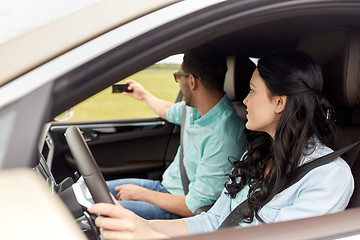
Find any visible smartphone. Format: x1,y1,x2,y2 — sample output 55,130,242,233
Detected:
112,84,132,93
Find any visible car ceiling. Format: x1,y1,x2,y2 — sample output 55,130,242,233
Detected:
208,9,360,58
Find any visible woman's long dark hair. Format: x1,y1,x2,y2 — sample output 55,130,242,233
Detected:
225,50,337,223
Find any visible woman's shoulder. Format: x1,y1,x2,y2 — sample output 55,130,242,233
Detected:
300,141,352,178
300,139,339,165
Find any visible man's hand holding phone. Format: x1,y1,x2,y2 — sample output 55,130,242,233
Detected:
113,80,148,101
112,84,132,93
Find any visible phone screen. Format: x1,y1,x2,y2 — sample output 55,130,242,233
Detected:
112,84,132,93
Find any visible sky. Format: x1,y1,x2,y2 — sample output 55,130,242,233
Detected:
0,0,182,64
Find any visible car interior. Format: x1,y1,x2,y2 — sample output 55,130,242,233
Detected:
218,27,360,210
16,1,360,239
296,28,360,209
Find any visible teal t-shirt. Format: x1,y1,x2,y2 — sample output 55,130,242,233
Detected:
161,94,247,213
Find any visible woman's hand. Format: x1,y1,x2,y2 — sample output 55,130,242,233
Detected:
88,200,168,240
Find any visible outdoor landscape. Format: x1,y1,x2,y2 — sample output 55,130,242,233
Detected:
57,64,180,122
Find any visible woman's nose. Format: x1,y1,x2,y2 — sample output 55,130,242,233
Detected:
243,95,248,106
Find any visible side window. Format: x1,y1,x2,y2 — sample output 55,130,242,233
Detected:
56,61,181,122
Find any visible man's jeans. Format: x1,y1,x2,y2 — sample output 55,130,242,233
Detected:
106,178,181,220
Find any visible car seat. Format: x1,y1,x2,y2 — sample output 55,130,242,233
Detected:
297,27,360,208
224,56,256,119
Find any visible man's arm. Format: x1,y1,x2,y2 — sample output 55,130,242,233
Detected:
122,79,173,119
141,190,194,217
116,184,194,217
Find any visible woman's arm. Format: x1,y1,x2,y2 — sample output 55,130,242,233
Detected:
258,159,354,224
88,203,189,240
149,219,189,237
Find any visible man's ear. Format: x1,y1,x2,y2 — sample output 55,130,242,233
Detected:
274,95,287,114
189,75,198,90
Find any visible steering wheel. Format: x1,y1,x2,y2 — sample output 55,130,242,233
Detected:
65,125,113,204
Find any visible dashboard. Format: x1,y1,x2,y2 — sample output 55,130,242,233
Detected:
33,152,57,194
34,125,57,193
34,125,101,240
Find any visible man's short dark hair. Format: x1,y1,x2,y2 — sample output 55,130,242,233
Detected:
182,45,227,92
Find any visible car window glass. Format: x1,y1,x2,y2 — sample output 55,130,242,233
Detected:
56,62,181,122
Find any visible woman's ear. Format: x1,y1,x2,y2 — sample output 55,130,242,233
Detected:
274,95,287,114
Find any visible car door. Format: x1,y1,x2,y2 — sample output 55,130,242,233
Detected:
47,87,182,183
48,115,180,183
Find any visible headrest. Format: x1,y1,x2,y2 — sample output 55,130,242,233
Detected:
297,28,360,109
224,56,256,101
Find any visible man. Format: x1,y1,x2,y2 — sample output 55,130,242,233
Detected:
106,46,247,219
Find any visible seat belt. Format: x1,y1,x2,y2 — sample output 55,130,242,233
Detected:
180,106,190,195
218,140,360,229
179,106,214,214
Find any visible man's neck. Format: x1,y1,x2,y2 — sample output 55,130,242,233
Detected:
195,91,225,116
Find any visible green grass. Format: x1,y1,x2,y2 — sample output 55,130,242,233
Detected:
59,66,180,122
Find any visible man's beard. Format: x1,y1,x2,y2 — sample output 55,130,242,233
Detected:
181,83,193,107
183,93,193,107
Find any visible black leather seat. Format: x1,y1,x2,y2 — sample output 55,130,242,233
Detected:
297,27,360,208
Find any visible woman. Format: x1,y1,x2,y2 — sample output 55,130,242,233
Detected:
88,50,354,239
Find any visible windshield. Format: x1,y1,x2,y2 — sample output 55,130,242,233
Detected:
0,0,101,45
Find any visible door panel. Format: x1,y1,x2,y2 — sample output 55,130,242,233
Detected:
48,117,180,183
